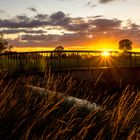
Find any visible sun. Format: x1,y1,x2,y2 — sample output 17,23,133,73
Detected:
101,51,111,57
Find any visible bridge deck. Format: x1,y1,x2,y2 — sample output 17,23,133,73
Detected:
1,50,140,73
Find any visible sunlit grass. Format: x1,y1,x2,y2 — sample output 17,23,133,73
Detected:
0,72,139,139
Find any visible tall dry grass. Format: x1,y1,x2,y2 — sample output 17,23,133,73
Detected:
0,72,139,140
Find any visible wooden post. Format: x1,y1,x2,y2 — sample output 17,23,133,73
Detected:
129,52,132,66
59,52,61,72
77,51,79,69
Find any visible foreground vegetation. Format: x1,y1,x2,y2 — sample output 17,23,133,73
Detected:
0,72,139,140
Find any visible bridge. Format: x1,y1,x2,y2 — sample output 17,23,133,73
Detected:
1,50,140,80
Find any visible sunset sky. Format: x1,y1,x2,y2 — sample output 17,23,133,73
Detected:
0,0,140,51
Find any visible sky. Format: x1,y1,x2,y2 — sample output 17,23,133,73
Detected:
0,0,140,51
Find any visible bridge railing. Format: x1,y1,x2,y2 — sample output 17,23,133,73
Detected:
0,50,140,73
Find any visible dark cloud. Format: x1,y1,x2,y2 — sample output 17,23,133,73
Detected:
35,14,48,20
87,1,96,8
65,22,90,32
99,0,125,4
0,19,46,28
0,29,46,34
27,7,37,12
21,34,60,42
64,18,121,33
0,10,139,49
15,14,30,21
21,34,47,41
12,21,140,48
93,15,103,18
60,32,89,45
50,11,65,20
49,11,71,26
16,34,61,47
0,11,70,28
91,18,121,30
18,32,90,47
86,0,125,7
59,0,125,4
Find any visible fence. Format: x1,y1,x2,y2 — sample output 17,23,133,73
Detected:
0,50,140,73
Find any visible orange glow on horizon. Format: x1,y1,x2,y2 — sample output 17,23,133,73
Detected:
89,39,118,51
11,40,140,52
11,38,119,52
12,47,54,52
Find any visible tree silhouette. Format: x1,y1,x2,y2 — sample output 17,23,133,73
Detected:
119,39,132,52
53,46,66,58
0,33,8,53
54,46,64,51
